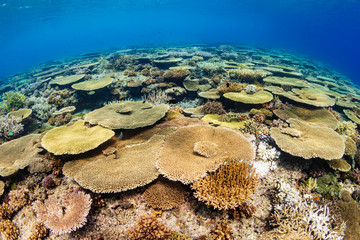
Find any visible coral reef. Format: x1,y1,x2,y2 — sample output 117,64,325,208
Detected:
192,162,259,210
200,101,226,115
142,178,186,210
0,220,19,240
210,221,233,240
0,116,24,140
28,222,48,240
125,214,172,240
2,91,26,112
32,191,92,234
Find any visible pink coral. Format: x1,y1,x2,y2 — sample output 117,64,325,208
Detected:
32,191,92,234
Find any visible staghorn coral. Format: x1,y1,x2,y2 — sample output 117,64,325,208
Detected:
142,178,186,210
28,222,48,240
32,191,92,234
2,91,26,112
210,221,233,240
271,202,346,240
0,220,19,240
125,215,172,240
192,161,259,210
0,116,24,140
200,101,226,115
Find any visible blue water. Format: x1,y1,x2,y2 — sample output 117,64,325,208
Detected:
1,0,359,83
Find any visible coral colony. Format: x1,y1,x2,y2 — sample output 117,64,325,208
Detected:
1,44,360,239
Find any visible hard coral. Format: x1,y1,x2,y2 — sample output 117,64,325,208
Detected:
0,220,19,240
192,161,259,210
211,221,233,240
2,91,26,112
200,101,226,115
229,202,256,220
0,116,24,140
28,222,48,240
126,215,172,240
33,191,92,234
0,203,14,220
142,178,186,210
8,189,28,212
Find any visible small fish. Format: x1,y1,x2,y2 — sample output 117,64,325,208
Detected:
148,100,151,103
21,115,24,119
8,131,14,136
118,132,124,139
256,131,260,134
119,96,124,100
8,115,12,119
11,108,15,111
228,154,231,159
142,100,146,104
313,197,320,201
226,82,230,87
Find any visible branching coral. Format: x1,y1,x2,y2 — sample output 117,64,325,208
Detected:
211,221,233,240
229,202,256,220
8,189,28,212
2,91,26,112
32,191,92,234
228,69,266,82
192,161,259,210
0,203,14,220
125,215,172,240
200,101,226,115
0,220,19,240
28,222,48,240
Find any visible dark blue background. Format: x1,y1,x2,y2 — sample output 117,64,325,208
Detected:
0,0,359,84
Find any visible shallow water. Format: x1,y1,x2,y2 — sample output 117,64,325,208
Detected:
0,0,360,83
1,1,360,239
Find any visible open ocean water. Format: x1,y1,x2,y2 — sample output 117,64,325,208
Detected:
0,0,360,83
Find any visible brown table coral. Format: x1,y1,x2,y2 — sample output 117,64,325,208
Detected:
84,101,169,129
270,118,345,160
156,125,255,184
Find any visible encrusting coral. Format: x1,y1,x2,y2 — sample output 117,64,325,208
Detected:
32,191,92,234
125,214,172,240
192,161,259,210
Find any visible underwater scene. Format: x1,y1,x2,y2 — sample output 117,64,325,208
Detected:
1,1,360,240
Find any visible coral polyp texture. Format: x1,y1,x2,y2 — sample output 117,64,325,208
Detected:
84,101,169,129
270,118,345,160
142,178,186,210
191,161,259,210
41,120,115,155
156,125,255,184
32,191,92,234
